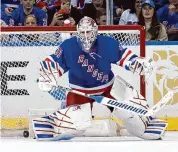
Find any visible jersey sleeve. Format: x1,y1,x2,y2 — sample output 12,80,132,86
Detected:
11,8,19,26
157,5,168,22
106,38,138,69
108,39,138,71
35,8,47,26
1,4,7,11
45,45,69,76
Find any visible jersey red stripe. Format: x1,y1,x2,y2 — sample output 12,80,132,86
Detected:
119,50,132,66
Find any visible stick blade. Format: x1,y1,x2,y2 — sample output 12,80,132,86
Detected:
145,91,174,116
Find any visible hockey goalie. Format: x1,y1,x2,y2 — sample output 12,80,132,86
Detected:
33,16,168,141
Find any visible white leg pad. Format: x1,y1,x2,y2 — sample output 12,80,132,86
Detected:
113,109,168,140
32,103,92,140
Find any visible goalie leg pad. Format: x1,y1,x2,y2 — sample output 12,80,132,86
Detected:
113,109,167,140
32,103,92,140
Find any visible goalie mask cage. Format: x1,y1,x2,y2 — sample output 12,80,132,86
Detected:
0,25,145,137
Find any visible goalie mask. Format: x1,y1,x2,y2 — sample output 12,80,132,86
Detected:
77,16,98,53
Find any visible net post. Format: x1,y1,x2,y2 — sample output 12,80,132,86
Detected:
139,26,146,98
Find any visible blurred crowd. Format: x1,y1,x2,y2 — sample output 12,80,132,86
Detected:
1,0,178,41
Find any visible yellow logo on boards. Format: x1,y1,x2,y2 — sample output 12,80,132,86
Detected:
153,50,178,104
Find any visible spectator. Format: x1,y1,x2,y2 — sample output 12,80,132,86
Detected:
1,0,20,15
50,0,76,26
153,0,169,10
71,0,106,10
34,0,62,25
60,0,71,10
0,19,8,27
70,0,105,24
24,14,37,26
71,0,85,8
138,0,168,41
92,0,106,10
114,0,142,24
1,4,16,17
81,0,106,21
1,7,14,26
113,0,124,24
49,12,76,26
119,0,141,25
1,2,18,26
35,0,62,11
11,0,47,26
157,0,178,40
96,8,107,25
70,5,84,24
1,0,20,8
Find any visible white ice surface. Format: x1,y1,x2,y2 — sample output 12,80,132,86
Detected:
0,131,178,152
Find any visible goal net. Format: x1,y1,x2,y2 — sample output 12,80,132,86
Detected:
0,26,145,137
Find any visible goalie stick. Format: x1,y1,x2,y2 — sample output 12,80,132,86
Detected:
51,84,173,117
111,75,174,116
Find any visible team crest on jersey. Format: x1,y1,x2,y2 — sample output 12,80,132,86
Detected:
55,47,63,58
